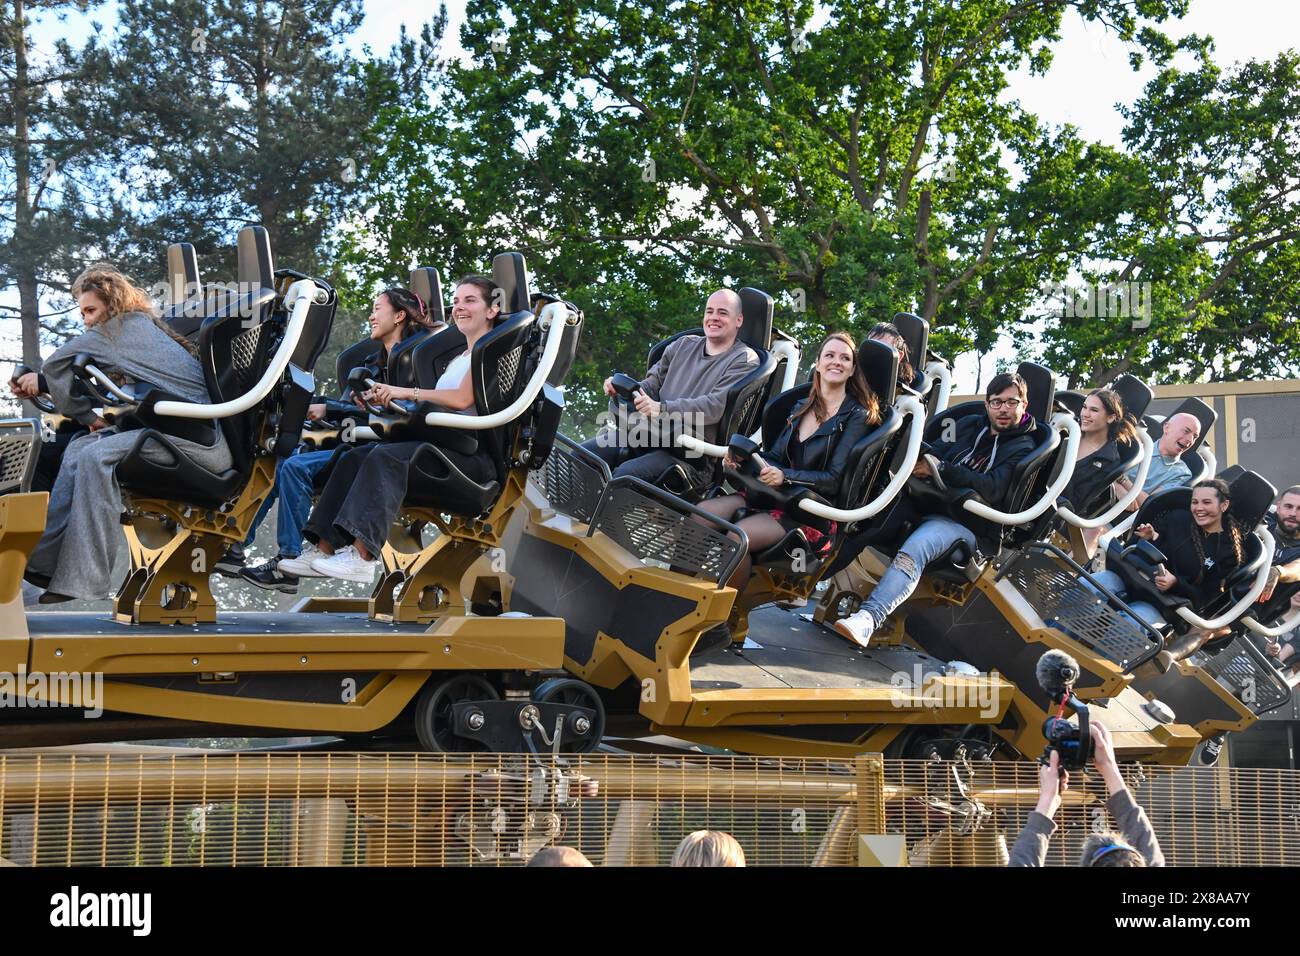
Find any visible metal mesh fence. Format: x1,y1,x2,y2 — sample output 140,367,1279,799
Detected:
2,751,1298,867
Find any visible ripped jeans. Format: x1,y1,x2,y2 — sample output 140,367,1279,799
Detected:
857,515,978,628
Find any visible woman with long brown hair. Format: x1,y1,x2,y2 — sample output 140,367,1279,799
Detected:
24,266,232,603
696,331,880,592
1063,388,1141,555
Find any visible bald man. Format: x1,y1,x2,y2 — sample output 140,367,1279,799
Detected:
582,288,758,485
1113,412,1202,512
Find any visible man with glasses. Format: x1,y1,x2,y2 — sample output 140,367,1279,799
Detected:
835,372,1041,647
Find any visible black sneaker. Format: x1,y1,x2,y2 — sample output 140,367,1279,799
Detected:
1198,734,1225,766
214,546,247,578
239,559,300,594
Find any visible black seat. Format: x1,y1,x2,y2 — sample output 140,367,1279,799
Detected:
399,252,576,517
640,288,778,497
892,311,930,394
162,242,206,339
0,419,41,495
1205,470,1277,618
409,267,448,331
114,226,297,505
1144,397,1216,483
742,339,908,585
892,362,1064,570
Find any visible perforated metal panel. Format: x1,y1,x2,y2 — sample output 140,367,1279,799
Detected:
229,323,267,395
531,440,607,523
1000,548,1161,669
497,344,523,395
590,482,741,584
1198,635,1292,717
0,421,40,494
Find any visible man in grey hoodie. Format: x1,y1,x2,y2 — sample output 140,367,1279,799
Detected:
1010,720,1164,867
582,289,758,486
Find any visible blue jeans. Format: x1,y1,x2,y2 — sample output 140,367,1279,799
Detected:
241,448,335,558
1085,570,1165,629
859,515,978,627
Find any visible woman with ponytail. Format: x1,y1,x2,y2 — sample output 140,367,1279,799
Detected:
24,265,232,603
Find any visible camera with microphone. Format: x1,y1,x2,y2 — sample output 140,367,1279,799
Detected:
1036,648,1094,769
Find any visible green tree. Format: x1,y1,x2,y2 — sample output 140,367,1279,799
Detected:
60,0,394,283
1037,50,1300,386
340,0,1191,423
1,0,119,371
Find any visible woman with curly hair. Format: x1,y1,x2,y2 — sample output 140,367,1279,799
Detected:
24,266,231,603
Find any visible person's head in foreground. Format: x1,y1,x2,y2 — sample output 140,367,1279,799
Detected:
1079,833,1145,867
526,846,593,867
670,830,746,867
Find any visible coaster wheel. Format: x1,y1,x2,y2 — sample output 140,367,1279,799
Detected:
531,678,606,754
414,674,500,752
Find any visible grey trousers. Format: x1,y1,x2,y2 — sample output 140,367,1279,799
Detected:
27,427,232,601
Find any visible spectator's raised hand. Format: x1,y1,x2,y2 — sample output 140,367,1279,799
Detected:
1036,750,1067,819
1089,719,1126,796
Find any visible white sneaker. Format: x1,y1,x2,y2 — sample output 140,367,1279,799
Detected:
279,544,328,577
833,608,876,648
310,545,378,583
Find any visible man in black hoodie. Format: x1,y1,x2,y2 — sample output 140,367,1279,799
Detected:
835,372,1040,647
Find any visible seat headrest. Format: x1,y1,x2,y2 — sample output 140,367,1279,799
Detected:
1225,469,1277,531
335,339,383,395
737,287,774,351
236,225,275,291
1056,390,1085,417
409,266,446,327
167,242,201,306
1111,374,1153,421
1147,396,1216,456
1015,361,1056,423
892,312,929,373
857,337,899,408
491,252,532,317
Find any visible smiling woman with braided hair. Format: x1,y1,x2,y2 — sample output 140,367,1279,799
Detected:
1088,478,1246,652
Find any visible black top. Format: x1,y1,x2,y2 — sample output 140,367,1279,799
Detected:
764,396,872,499
1144,508,1243,606
1063,438,1123,515
1267,513,1300,567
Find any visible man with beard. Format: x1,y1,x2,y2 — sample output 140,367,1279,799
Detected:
1260,486,1300,665
833,372,1040,648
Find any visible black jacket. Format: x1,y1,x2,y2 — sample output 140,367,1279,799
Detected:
1267,513,1300,567
765,397,872,499
1063,438,1123,515
929,412,1040,509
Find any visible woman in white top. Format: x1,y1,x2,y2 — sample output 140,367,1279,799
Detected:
301,275,500,582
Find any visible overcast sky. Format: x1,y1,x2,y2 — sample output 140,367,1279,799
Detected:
8,0,1298,388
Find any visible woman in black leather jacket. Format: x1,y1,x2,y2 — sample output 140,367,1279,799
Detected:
697,331,880,589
